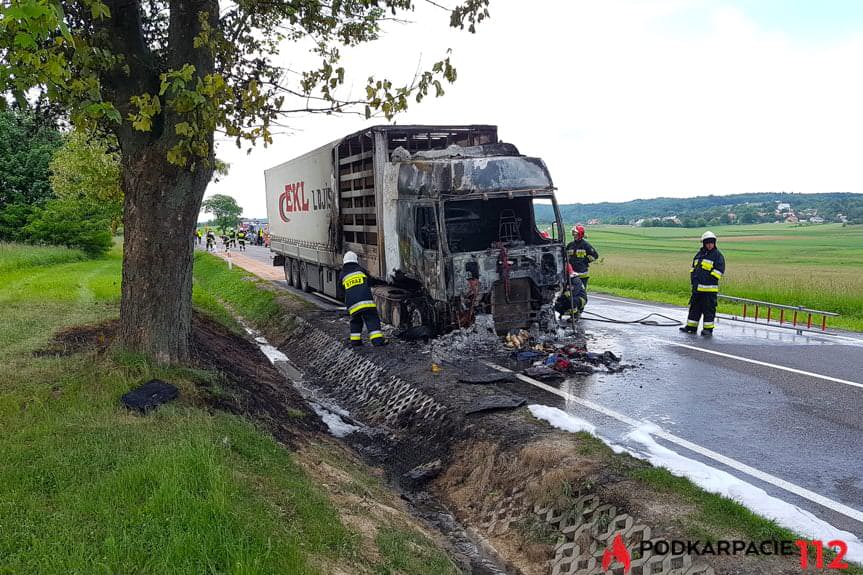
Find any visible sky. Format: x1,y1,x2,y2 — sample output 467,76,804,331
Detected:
205,0,863,218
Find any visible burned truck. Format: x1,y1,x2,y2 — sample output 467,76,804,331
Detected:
264,125,566,333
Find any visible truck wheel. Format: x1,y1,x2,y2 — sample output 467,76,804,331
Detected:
283,258,293,285
300,262,313,292
406,298,436,335
291,259,301,289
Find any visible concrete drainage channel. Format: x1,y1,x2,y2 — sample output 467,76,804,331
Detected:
252,316,714,575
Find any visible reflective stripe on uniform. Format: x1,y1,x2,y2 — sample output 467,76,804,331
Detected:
349,333,361,341
697,284,719,292
349,300,376,314
342,271,366,289
700,260,714,270
686,320,698,327
369,330,383,340
710,270,722,279
575,249,587,257
689,267,694,273
703,322,715,329
579,273,589,278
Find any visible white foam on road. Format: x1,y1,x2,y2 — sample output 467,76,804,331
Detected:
626,423,863,564
528,405,596,435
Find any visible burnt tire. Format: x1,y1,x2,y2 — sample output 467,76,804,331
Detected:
405,298,437,335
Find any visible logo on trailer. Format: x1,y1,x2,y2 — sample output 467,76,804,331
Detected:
278,181,334,222
279,181,309,221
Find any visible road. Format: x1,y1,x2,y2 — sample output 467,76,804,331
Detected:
200,243,863,540
536,292,863,540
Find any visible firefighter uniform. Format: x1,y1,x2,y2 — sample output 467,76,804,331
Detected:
685,242,725,334
340,257,385,346
554,275,588,319
565,238,599,288
237,230,247,251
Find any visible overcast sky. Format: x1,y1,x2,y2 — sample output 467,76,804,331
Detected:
206,0,863,218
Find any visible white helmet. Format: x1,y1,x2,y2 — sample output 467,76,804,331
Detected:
343,251,358,264
701,231,717,242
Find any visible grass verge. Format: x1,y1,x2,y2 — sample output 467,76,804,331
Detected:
0,243,453,574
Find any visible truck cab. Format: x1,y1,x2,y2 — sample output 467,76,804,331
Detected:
380,141,565,333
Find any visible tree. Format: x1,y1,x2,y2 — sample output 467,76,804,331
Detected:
201,194,241,232
50,129,124,234
0,110,63,240
0,0,489,363
26,196,113,255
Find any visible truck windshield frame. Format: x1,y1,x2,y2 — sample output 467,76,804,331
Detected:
440,192,562,255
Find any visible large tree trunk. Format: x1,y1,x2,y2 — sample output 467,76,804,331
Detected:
118,145,212,363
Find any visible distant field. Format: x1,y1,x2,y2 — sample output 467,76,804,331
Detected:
568,223,863,332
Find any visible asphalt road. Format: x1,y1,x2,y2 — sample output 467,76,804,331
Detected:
552,292,863,539
205,243,863,539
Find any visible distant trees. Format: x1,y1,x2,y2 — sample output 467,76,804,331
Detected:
201,194,242,232
559,192,863,226
0,110,62,240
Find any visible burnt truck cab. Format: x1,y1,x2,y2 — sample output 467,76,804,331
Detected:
379,142,566,334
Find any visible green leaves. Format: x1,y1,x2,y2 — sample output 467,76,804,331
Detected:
1,0,490,168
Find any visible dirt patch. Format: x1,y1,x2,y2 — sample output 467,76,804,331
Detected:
190,313,323,445
33,320,117,357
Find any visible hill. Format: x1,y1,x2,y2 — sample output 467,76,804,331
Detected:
536,192,863,226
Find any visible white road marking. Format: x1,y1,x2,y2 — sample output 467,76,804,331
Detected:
661,340,863,390
484,361,863,525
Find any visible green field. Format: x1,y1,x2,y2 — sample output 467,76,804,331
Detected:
571,223,863,331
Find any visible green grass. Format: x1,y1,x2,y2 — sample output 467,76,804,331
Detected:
0,243,363,574
0,241,89,273
374,527,460,575
192,251,282,326
572,223,863,331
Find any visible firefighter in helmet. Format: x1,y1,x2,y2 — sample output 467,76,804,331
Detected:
680,231,725,337
555,263,588,320
340,251,385,347
565,224,599,288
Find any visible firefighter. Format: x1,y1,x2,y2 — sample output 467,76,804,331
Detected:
554,264,588,320
205,229,215,252
195,228,202,245
566,224,599,288
237,229,247,251
339,251,385,347
680,231,725,337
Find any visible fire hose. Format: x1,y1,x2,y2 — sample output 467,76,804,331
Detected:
579,310,682,327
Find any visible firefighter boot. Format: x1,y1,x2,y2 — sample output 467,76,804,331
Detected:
679,326,697,334
701,329,713,337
